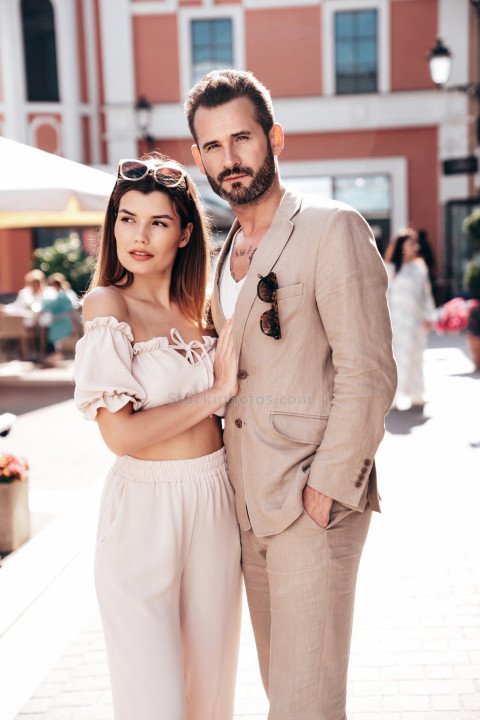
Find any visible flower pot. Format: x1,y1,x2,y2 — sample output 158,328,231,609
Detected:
0,480,30,553
467,333,480,371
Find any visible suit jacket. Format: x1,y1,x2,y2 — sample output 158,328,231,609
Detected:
211,189,397,537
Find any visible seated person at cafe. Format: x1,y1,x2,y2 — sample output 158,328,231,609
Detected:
47,272,82,338
7,270,50,321
49,272,80,309
42,274,74,360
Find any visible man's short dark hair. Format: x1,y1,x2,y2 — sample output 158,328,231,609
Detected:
185,69,275,143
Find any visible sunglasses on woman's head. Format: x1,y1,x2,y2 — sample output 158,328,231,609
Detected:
257,271,281,340
118,159,188,190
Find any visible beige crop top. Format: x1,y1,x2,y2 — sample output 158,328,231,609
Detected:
74,316,219,421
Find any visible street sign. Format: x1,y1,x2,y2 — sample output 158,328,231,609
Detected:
442,156,478,175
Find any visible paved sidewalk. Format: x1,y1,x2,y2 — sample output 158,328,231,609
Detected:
2,333,480,719
0,359,74,386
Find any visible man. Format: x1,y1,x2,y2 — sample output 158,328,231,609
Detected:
185,70,397,719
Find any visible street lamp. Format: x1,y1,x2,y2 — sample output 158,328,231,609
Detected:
135,95,155,151
427,37,480,100
427,37,452,86
427,37,480,144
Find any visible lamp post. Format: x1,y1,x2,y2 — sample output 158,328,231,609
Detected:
426,4,480,301
427,37,480,142
427,37,480,98
134,95,155,152
427,37,453,86
426,0,480,144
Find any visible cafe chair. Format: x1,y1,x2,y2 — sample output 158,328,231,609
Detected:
0,307,31,360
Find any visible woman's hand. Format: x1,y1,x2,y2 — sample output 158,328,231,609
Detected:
213,319,239,401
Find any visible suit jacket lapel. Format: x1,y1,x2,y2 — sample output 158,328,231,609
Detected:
232,189,302,355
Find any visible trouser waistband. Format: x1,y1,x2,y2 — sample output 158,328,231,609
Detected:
112,447,227,483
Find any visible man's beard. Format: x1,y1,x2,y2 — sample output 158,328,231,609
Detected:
205,144,276,206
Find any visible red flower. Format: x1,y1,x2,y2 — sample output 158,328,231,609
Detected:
0,453,29,483
433,298,479,334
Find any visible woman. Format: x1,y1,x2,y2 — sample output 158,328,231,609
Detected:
73,154,242,719
384,228,435,410
48,271,80,308
47,271,83,342
42,274,75,361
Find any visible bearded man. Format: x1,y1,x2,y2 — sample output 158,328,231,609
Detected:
185,70,397,720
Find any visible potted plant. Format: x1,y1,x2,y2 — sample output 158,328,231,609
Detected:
464,260,480,370
0,453,30,553
462,209,480,370
463,209,480,247
433,296,479,335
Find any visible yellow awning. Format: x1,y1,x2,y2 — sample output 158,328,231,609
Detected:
0,196,104,229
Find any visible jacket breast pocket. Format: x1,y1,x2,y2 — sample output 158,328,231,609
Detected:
270,411,328,446
275,282,304,301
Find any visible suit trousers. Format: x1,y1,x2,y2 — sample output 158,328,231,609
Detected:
94,448,242,720
241,501,372,720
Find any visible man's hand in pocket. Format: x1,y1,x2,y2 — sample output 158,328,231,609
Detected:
302,485,333,528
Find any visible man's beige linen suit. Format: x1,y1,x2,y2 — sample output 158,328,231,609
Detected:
211,189,397,720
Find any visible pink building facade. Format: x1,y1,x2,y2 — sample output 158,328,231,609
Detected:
0,0,476,295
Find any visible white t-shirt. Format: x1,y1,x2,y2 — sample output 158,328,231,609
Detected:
218,231,246,319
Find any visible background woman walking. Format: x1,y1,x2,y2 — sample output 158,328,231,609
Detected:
385,228,436,410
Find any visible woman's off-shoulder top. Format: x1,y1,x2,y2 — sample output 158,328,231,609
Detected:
74,316,219,420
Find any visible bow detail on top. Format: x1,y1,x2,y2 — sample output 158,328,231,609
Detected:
169,328,212,366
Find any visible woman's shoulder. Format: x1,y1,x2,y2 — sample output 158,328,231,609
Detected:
82,286,129,323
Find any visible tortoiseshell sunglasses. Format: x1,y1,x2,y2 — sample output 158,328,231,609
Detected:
257,271,281,340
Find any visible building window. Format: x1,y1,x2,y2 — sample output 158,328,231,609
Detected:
286,173,391,252
333,174,390,215
191,18,233,85
335,9,377,95
333,174,390,252
21,0,59,102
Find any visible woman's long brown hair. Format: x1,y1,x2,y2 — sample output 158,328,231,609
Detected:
89,153,211,327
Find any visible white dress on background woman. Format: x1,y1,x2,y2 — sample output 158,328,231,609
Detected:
386,258,435,409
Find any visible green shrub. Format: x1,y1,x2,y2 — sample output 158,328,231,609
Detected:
463,209,480,250
33,236,96,296
464,260,480,301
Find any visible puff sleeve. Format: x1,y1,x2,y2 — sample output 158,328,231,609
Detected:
74,316,147,421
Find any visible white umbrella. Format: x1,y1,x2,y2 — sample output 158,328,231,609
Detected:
0,137,234,231
0,137,115,227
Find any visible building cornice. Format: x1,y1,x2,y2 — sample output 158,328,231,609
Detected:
102,89,469,142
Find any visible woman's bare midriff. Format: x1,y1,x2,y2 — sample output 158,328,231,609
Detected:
128,414,224,461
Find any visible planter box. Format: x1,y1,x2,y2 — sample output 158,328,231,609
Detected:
0,480,30,553
467,333,480,371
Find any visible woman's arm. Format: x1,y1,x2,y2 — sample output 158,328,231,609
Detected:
420,261,436,322
82,289,237,457
383,238,396,264
96,379,231,456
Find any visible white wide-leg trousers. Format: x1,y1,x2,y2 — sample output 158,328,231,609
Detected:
94,448,242,720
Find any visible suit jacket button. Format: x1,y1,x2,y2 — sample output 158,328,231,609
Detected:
235,419,243,428
361,467,368,475
355,480,362,488
364,459,371,466
238,370,248,380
